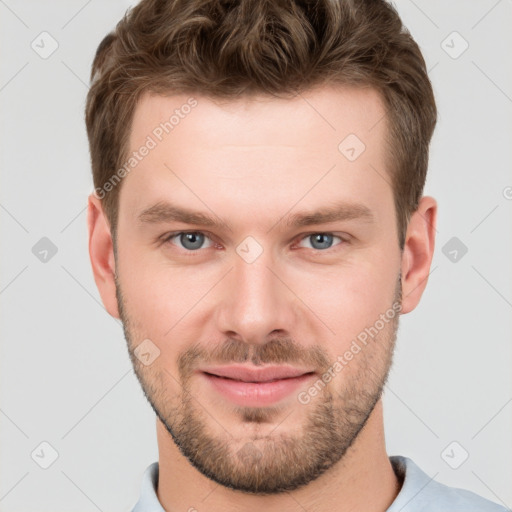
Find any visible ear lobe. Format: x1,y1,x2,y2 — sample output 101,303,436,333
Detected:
400,196,437,314
87,193,120,319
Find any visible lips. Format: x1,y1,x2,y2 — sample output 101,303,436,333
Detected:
199,364,314,383
199,365,317,407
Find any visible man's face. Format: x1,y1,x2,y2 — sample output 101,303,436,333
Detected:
114,86,403,494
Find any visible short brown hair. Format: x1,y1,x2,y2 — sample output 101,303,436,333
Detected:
85,0,436,249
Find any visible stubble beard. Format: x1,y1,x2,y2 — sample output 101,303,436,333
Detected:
116,275,401,495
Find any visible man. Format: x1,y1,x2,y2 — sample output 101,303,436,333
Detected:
85,0,506,511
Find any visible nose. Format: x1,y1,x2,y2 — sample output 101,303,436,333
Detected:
215,245,297,345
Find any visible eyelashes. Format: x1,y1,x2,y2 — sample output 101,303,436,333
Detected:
161,231,349,253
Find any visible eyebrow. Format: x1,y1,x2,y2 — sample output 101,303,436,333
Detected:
284,201,374,228
137,200,374,230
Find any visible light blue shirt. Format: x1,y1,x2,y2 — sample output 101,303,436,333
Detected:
131,455,508,511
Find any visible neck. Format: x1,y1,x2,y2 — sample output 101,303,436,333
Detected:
155,400,401,512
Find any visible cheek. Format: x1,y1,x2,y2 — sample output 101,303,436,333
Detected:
116,245,218,353
288,256,399,346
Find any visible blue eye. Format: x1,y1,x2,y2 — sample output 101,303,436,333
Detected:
298,233,343,250
162,231,346,253
165,232,214,251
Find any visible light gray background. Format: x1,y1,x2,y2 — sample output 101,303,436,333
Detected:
1,1,511,511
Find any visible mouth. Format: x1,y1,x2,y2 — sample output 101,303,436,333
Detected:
198,365,316,407
200,364,315,382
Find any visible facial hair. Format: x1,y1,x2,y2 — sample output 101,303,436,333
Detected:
116,275,401,495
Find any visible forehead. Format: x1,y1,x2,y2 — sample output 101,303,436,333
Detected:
131,85,387,150
120,85,392,230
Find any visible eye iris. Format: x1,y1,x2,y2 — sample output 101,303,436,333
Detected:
180,232,204,250
176,233,336,251
310,234,333,250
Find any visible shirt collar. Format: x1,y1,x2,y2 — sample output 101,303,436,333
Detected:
130,456,451,512
131,462,165,512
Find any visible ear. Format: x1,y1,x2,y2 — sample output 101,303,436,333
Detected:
87,193,120,319
400,196,437,314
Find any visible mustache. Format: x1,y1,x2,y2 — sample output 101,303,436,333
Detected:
178,337,330,377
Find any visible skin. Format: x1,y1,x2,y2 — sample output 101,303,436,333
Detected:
88,85,437,512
